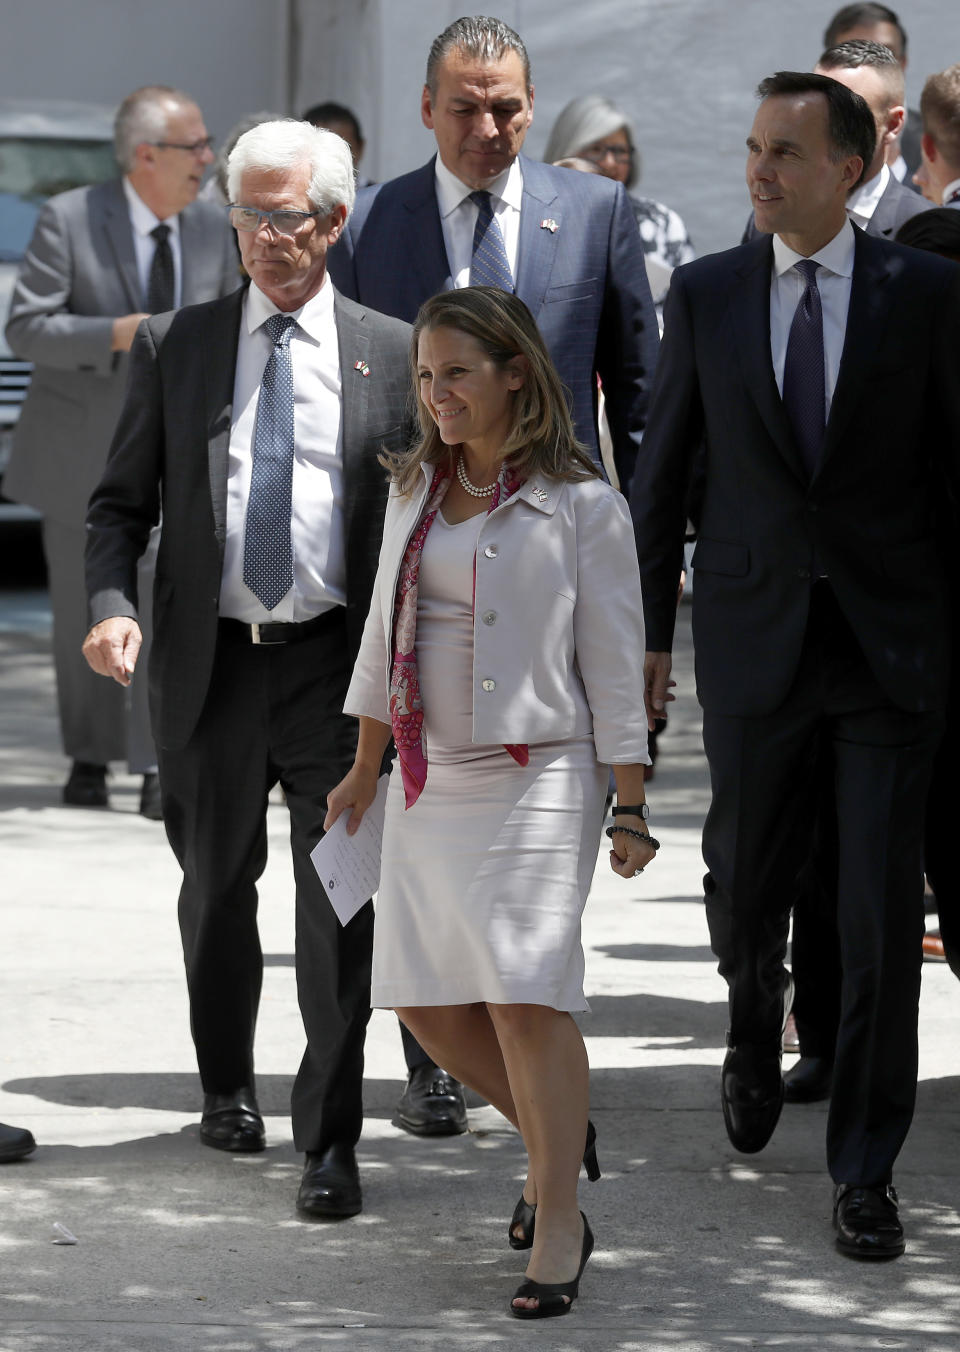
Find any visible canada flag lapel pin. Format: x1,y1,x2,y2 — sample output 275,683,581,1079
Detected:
540,218,559,234
353,359,370,377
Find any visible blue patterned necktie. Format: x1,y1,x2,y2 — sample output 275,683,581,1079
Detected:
243,313,297,610
782,259,825,479
469,190,514,292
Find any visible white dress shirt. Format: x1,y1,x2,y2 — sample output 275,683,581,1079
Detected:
846,164,889,229
219,277,345,622
770,217,856,416
941,175,960,205
122,177,182,309
434,156,523,288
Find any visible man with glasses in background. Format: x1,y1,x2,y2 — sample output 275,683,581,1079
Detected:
83,120,414,1219
4,85,238,819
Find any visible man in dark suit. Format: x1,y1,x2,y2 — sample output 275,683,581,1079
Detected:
743,41,928,247
328,14,657,495
328,12,658,1135
83,121,413,1218
631,72,960,1258
4,85,239,818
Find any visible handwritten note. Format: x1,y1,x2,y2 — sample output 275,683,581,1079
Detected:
310,774,390,925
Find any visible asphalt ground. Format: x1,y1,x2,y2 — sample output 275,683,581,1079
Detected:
1,578,959,1352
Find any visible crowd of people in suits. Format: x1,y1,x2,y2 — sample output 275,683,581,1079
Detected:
3,0,960,1322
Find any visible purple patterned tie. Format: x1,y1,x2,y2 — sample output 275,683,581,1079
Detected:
782,259,825,479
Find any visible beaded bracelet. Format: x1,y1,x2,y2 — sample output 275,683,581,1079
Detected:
605,826,660,849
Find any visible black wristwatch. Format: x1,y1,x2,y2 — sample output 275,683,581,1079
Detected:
613,803,649,819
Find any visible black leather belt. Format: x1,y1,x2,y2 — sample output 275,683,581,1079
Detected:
219,608,344,646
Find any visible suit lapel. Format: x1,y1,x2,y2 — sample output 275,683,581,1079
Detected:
403,158,454,297
202,288,245,550
100,179,142,310
820,229,893,469
867,176,898,239
514,156,561,314
729,237,808,483
334,293,370,487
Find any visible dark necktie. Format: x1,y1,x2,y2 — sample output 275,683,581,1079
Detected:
782,259,825,478
469,190,514,292
243,314,297,611
146,223,175,313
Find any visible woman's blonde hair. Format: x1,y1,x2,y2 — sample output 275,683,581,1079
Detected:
384,287,599,494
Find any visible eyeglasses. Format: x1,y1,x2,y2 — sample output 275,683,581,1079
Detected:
150,137,215,155
228,205,321,236
581,143,633,164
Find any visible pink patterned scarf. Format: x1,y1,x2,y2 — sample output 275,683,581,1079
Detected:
389,460,529,808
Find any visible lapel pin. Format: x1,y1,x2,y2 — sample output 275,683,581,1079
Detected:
540,218,559,233
531,486,548,502
353,359,370,377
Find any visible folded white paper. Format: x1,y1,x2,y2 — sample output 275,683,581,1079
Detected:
310,774,390,925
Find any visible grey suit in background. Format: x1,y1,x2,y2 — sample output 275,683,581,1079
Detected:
3,177,238,770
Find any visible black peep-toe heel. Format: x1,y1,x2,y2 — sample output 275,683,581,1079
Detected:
508,1212,594,1320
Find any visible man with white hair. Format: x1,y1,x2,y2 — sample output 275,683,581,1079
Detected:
4,85,238,819
82,120,414,1218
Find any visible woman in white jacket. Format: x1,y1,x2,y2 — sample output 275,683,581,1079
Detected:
325,287,655,1320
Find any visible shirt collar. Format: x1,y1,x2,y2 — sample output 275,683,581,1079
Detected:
772,215,856,280
433,154,524,219
846,163,889,223
244,272,335,344
123,176,180,238
941,175,960,205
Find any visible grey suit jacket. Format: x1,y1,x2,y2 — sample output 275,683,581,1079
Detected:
3,177,240,524
85,284,414,751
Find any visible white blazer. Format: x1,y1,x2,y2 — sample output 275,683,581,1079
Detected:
344,464,650,764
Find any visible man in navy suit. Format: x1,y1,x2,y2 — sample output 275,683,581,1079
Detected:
329,13,658,1136
632,72,960,1259
328,14,657,495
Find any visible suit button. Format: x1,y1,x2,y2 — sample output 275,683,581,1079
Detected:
484,544,498,558
797,568,811,579
481,678,496,692
482,610,497,625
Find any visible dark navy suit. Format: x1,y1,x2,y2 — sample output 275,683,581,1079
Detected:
328,154,659,493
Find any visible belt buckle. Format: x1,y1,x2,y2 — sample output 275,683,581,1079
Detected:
251,622,263,645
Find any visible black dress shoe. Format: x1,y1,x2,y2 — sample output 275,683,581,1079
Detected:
784,1056,833,1103
0,1122,36,1162
139,772,163,821
834,1183,905,1260
296,1142,361,1219
199,1088,265,1152
721,1045,783,1153
392,1064,468,1137
63,761,108,808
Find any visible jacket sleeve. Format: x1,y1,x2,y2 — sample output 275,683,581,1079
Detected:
4,196,117,375
342,487,402,725
595,181,660,497
85,319,165,626
572,485,650,765
629,268,701,653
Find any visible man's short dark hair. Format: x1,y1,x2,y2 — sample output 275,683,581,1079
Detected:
756,71,877,189
823,4,907,61
301,101,364,145
426,15,532,98
818,38,905,105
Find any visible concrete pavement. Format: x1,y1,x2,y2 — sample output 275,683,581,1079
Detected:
1,585,959,1352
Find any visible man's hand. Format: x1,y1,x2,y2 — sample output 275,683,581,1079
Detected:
111,313,149,352
82,617,142,687
644,651,676,732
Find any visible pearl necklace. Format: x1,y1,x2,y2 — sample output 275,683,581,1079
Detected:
456,453,497,497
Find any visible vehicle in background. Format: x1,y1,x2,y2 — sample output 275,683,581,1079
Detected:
0,99,117,522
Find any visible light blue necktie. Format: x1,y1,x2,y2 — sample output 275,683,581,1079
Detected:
782,260,825,479
469,190,514,292
243,313,297,610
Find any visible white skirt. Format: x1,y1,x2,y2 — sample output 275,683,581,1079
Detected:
371,735,607,1012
